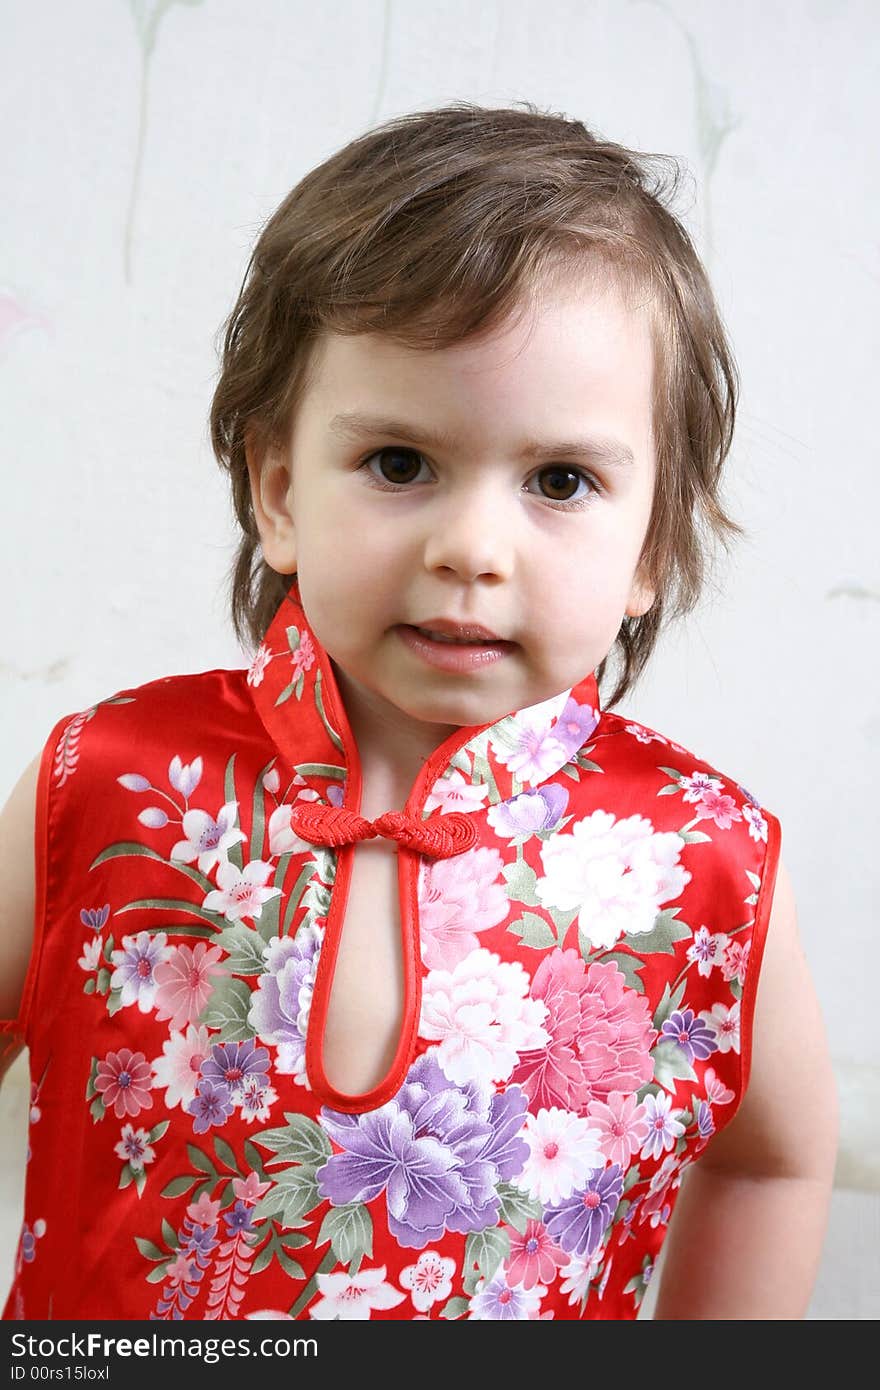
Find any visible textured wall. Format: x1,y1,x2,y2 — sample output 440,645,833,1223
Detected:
2,0,877,1316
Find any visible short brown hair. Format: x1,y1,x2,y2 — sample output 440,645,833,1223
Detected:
209,99,743,710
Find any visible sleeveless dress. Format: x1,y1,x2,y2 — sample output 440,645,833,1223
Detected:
1,577,780,1320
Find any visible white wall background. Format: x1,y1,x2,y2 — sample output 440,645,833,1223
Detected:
1,0,878,1318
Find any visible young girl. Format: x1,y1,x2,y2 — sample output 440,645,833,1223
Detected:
0,100,836,1320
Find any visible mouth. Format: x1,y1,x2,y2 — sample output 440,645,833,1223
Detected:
407,621,507,645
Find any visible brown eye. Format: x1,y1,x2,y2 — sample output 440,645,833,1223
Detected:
369,447,426,486
536,467,585,502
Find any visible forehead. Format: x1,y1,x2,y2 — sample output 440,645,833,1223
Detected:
299,274,657,465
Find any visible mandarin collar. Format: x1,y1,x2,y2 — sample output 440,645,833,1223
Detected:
246,576,601,818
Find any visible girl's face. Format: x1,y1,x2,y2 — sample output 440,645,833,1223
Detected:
249,275,657,775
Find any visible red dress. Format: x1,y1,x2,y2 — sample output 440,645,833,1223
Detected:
1,577,780,1319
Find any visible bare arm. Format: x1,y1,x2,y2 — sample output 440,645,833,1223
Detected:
652,858,838,1319
0,752,40,1082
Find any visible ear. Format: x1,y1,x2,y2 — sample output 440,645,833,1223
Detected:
625,566,656,619
245,430,297,574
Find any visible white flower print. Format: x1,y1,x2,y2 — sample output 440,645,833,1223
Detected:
168,756,203,798
151,1025,211,1109
78,939,102,972
419,948,549,1085
267,795,320,857
489,692,570,785
699,1000,741,1054
171,801,247,875
743,803,768,843
686,925,730,978
535,810,691,951
513,1106,604,1205
202,857,282,923
309,1267,406,1320
423,767,490,815
399,1251,455,1312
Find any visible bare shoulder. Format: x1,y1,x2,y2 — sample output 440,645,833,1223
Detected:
698,857,839,1181
0,750,42,1022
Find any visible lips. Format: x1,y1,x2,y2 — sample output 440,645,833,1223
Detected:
409,619,504,643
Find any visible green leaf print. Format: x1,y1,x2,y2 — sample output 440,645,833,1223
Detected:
115,897,222,928
223,754,245,873
501,857,540,907
255,1114,332,1168
508,912,557,951
464,1227,510,1292
652,1039,698,1093
160,1175,198,1199
213,1136,242,1175
282,859,321,937
317,1203,373,1268
652,979,687,1030
440,1297,470,1320
594,951,646,991
198,976,254,1041
678,829,712,845
134,1237,166,1262
314,668,344,753
215,923,268,976
90,843,214,894
249,758,278,863
254,1167,322,1227
622,908,692,955
496,1182,543,1233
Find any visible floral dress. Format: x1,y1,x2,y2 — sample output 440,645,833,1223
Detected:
1,576,780,1319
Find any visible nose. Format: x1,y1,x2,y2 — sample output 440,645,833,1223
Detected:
422,480,515,582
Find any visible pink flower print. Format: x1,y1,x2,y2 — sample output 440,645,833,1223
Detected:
202,857,282,924
639,1155,688,1229
186,1193,221,1227
511,951,656,1113
588,1090,651,1167
114,1124,156,1172
700,1000,741,1054
679,772,723,802
690,788,743,830
232,1171,271,1204
417,846,508,971
624,723,665,745
95,1049,153,1119
703,1067,735,1105
247,644,272,688
639,1091,685,1161
171,802,247,875
423,768,489,816
721,938,750,987
743,803,768,843
153,942,225,1031
506,1220,570,1290
399,1250,455,1312
165,1253,195,1288
686,925,730,978
490,700,568,786
291,629,316,679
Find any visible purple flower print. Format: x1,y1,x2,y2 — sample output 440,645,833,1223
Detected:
110,931,169,1011
660,1009,718,1065
552,697,600,759
187,1080,234,1134
80,904,110,932
543,1165,624,1260
201,1039,270,1097
248,927,322,1078
488,784,570,838
696,1099,715,1141
225,1201,256,1236
317,1055,529,1249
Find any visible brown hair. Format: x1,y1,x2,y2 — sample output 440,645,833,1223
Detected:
209,99,743,710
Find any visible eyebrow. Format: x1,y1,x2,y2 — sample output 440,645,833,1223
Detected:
328,410,636,469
